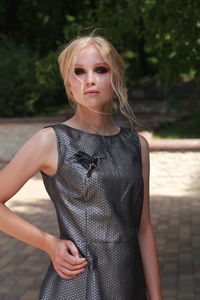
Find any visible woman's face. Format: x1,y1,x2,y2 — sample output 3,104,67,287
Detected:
69,45,114,111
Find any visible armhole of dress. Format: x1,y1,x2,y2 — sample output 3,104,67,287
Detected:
133,130,143,167
136,132,142,166
41,125,63,178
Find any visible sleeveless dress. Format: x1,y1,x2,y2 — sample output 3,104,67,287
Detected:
39,123,147,300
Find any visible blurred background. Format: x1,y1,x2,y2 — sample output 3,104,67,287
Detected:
0,0,200,138
0,1,200,300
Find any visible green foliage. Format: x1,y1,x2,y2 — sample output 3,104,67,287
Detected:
1,0,200,86
0,0,200,116
142,0,200,86
61,0,200,86
0,36,64,117
0,36,39,117
34,48,65,111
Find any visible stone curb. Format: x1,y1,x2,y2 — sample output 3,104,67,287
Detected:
148,139,200,151
0,116,67,123
139,131,200,151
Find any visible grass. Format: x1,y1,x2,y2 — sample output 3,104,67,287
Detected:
152,111,200,139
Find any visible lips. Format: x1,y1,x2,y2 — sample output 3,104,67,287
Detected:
84,90,100,95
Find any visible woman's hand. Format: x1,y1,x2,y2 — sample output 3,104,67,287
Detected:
46,236,88,279
0,128,88,280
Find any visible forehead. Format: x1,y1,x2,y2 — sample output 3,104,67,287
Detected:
75,45,105,64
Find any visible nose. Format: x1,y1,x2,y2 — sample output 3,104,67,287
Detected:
85,71,96,87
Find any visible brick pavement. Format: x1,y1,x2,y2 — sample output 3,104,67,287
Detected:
0,120,200,300
0,173,199,300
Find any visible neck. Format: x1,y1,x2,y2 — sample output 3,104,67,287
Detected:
70,104,118,134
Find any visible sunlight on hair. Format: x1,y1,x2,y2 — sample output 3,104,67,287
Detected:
58,31,143,131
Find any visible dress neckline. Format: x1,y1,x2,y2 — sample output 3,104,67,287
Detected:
58,123,123,137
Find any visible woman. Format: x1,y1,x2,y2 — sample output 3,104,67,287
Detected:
0,34,163,299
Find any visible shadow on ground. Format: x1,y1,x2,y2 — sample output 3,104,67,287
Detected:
151,195,200,300
0,194,199,300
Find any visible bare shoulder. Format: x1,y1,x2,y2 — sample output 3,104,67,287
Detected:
137,133,149,153
34,127,58,173
20,127,57,156
5,126,57,169
30,127,57,168
32,126,56,145
0,127,57,202
137,133,150,169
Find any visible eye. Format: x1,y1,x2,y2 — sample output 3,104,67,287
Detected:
95,67,108,73
74,68,85,75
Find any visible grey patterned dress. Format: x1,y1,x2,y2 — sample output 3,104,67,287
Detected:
39,123,147,300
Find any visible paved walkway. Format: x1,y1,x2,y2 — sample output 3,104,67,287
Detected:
0,172,199,300
0,120,200,300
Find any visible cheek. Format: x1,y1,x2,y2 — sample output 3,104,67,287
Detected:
100,74,113,91
69,78,82,97
102,78,113,95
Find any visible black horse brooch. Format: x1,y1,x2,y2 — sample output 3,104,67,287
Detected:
74,150,107,178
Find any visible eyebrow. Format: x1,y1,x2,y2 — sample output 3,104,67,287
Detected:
74,63,108,66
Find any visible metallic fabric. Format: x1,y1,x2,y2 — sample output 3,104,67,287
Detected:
39,124,147,300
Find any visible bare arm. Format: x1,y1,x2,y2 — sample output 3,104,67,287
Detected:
138,135,163,300
0,128,87,278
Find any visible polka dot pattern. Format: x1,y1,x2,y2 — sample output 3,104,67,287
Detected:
39,124,147,300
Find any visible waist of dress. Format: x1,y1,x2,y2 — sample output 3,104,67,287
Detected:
59,234,139,244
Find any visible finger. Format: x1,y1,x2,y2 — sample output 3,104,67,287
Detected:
64,250,87,266
65,240,79,257
65,241,88,263
60,259,88,271
54,255,87,271
59,266,86,277
57,269,75,280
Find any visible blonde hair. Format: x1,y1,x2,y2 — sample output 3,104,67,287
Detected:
58,32,142,130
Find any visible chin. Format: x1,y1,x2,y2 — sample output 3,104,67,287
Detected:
82,99,111,109
87,100,101,107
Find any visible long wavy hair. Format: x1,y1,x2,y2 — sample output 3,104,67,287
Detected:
58,32,142,130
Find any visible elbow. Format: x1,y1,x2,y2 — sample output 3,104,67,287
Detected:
0,196,10,205
0,201,7,208
138,220,153,239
